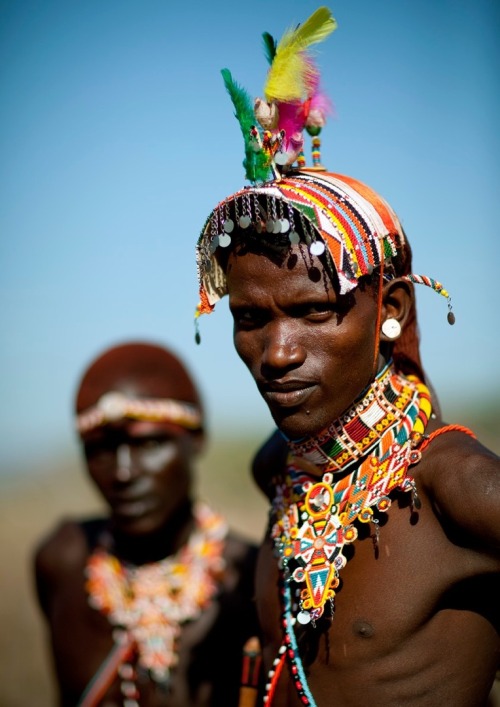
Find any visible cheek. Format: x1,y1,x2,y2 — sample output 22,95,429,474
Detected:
333,315,379,388
86,452,114,484
140,444,178,474
233,331,260,370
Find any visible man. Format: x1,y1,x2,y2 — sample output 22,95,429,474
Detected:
194,7,500,705
33,341,260,707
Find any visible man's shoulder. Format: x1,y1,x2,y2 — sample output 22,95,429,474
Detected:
223,531,259,570
417,425,500,555
33,516,105,579
420,425,500,483
252,428,288,499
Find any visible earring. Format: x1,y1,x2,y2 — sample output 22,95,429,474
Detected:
381,318,401,340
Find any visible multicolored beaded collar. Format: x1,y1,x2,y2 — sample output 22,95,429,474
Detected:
84,503,227,704
264,365,432,705
286,362,430,473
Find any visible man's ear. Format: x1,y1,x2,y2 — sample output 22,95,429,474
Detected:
189,430,206,456
380,278,413,342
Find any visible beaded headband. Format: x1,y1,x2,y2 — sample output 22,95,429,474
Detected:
195,6,454,332
76,391,202,434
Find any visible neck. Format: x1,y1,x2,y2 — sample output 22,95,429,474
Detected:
109,498,195,565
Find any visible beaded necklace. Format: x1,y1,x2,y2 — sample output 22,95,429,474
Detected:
84,502,227,705
265,365,432,705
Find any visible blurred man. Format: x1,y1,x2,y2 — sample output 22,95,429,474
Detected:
194,7,500,705
33,341,260,707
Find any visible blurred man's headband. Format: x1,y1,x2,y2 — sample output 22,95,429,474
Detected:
76,391,202,434
195,6,454,330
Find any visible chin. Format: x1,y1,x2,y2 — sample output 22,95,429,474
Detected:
271,408,326,442
112,513,163,537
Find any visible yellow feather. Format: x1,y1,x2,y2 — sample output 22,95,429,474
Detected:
264,7,337,102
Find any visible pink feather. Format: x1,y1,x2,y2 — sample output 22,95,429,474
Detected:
306,89,334,127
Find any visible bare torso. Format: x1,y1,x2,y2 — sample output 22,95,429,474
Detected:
34,518,258,707
256,430,500,707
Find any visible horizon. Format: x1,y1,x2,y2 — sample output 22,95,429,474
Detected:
1,0,499,476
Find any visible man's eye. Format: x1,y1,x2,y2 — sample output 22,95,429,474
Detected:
297,302,334,318
86,447,114,465
232,309,263,328
141,439,163,450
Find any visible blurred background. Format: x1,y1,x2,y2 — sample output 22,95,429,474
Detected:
1,0,499,704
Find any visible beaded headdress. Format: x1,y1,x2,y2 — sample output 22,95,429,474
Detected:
195,6,454,376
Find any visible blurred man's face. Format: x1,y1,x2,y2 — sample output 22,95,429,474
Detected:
83,419,195,536
226,243,379,440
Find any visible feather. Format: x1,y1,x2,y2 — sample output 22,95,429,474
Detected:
220,68,270,182
264,7,337,102
262,31,277,65
306,88,334,128
277,101,304,149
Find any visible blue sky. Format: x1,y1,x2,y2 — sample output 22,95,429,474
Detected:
1,0,499,476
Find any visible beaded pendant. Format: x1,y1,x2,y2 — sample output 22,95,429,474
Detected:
85,503,227,688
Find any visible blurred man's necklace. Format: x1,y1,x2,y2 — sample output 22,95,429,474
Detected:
80,502,227,707
265,363,432,706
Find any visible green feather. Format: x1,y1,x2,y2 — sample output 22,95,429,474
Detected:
262,32,277,65
220,68,270,183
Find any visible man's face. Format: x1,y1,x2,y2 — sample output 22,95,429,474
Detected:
83,420,195,536
226,243,380,439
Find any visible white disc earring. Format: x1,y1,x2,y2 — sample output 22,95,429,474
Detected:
381,318,401,340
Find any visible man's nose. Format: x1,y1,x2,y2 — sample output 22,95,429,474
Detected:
115,444,134,482
261,321,305,371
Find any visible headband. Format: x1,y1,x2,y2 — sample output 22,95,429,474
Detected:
76,391,202,434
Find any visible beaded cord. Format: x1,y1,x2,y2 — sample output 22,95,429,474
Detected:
264,650,286,705
282,581,317,706
263,581,318,706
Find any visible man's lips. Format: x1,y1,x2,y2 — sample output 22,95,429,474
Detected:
259,380,316,408
110,492,157,518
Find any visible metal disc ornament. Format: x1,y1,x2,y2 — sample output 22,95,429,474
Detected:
280,218,290,233
266,219,275,233
218,233,232,248
209,236,219,254
297,611,311,625
289,231,300,244
310,241,326,256
274,151,289,166
239,215,251,229
223,219,234,234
